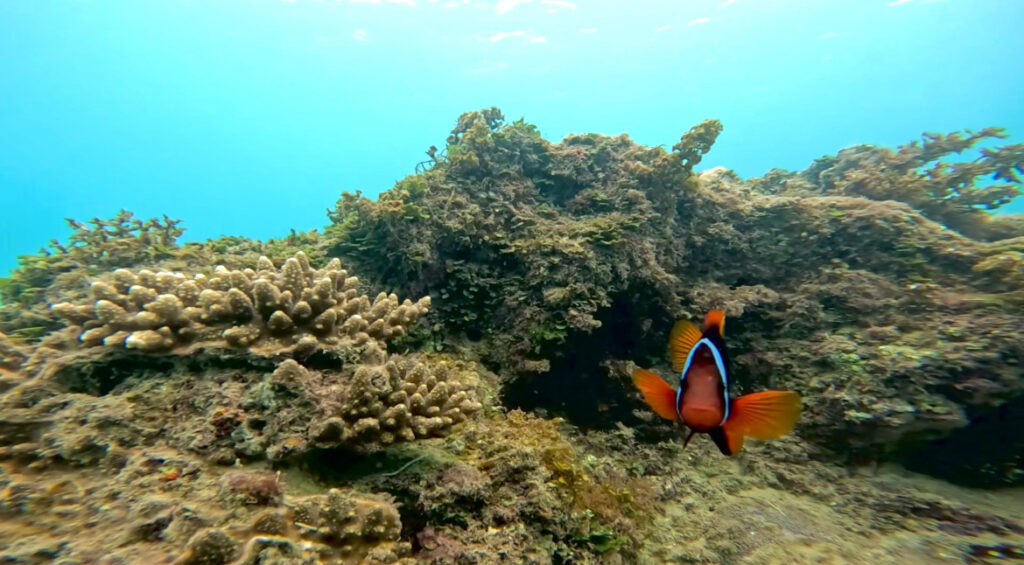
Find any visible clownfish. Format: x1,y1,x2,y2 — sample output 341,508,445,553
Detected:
632,310,801,455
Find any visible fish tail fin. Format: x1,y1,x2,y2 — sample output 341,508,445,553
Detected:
631,368,678,421
721,391,802,454
703,310,726,337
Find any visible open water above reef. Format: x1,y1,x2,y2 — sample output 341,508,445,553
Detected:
3,0,1024,275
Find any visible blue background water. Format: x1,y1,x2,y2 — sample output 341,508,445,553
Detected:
2,0,1022,276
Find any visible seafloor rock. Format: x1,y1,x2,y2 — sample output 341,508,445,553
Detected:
49,251,430,356
0,345,484,465
0,443,417,564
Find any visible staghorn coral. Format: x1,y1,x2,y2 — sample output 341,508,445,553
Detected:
49,252,430,355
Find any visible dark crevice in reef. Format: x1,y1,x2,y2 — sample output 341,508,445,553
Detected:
287,445,436,546
297,350,347,371
291,445,424,486
49,349,354,397
53,351,283,396
183,352,278,373
900,395,1024,488
502,290,671,430
54,354,179,396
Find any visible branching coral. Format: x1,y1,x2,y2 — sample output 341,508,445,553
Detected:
48,252,430,355
758,128,1024,240
0,211,188,340
3,211,184,308
1,212,330,341
333,354,483,446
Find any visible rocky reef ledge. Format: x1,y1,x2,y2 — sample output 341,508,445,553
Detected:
0,108,1022,563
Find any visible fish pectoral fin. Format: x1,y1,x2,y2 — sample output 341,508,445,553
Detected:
710,426,743,456
727,390,802,440
668,320,703,373
631,368,677,421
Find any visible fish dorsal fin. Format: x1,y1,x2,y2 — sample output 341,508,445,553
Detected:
631,368,678,421
724,391,802,440
703,310,726,337
668,320,703,373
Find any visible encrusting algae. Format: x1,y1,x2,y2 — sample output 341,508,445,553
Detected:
0,108,1023,563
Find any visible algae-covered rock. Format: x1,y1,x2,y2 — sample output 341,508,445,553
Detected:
0,347,485,464
326,108,718,386
0,332,28,394
324,109,1024,485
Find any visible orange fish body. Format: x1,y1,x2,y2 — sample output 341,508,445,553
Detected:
632,311,801,455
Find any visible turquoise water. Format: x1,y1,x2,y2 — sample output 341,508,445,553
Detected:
2,0,1022,275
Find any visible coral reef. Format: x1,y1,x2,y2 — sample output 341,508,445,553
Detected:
0,255,476,466
681,169,1024,482
1,109,1023,563
324,109,1024,487
48,251,430,355
326,353,484,448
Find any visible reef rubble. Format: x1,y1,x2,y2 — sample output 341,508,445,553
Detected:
1,109,1023,563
